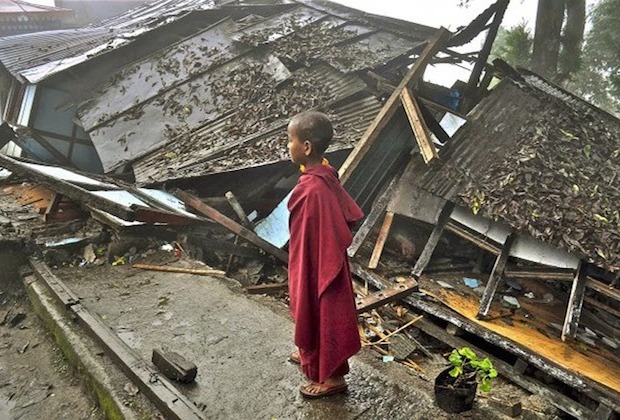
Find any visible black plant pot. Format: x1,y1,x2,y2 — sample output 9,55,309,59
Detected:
434,367,478,413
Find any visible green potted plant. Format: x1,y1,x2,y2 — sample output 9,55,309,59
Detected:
434,347,498,413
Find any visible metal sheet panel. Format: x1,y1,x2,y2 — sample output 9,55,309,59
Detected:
77,18,240,130
87,53,291,172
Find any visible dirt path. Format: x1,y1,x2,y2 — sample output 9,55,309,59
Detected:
0,265,102,420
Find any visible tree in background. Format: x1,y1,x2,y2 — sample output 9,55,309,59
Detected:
531,0,585,84
570,0,620,114
490,22,533,68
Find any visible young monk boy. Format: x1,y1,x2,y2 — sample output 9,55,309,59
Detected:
286,111,364,399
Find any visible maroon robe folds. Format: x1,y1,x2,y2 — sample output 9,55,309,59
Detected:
287,164,364,382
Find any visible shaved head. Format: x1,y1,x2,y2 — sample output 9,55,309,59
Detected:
289,111,333,155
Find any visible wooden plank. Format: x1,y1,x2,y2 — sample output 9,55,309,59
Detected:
411,203,454,278
593,403,613,420
584,296,620,319
400,87,438,164
417,99,451,146
29,258,80,308
245,283,288,295
476,236,513,313
368,211,394,269
152,349,198,384
586,277,620,302
132,263,226,277
445,220,501,254
348,175,399,258
0,154,134,220
355,278,418,314
338,27,451,184
175,189,288,264
461,0,509,111
562,262,587,341
477,233,515,319
225,191,253,228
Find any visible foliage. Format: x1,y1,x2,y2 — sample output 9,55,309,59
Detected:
448,347,498,392
490,22,533,69
570,0,620,115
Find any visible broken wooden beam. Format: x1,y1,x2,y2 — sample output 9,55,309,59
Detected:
355,278,418,314
348,175,400,258
400,87,439,164
586,277,620,302
245,283,288,295
175,189,288,264
152,349,197,384
339,27,451,183
412,203,454,278
132,263,226,277
562,262,586,341
368,211,394,269
225,191,253,229
477,233,515,319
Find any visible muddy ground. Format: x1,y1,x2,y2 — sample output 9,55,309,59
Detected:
47,251,559,420
0,249,102,420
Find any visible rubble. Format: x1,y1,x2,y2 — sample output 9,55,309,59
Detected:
0,0,619,419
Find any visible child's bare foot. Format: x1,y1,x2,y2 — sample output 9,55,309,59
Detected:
288,350,300,365
300,376,347,399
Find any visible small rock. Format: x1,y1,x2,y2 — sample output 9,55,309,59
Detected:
8,312,26,328
502,296,521,309
123,382,139,396
524,292,535,299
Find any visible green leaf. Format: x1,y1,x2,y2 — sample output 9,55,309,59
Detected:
479,358,493,371
449,350,462,367
481,378,492,392
489,368,498,378
449,366,463,378
458,347,477,361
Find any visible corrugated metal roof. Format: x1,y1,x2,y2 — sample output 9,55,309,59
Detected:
0,0,72,13
73,2,437,176
0,0,218,82
131,63,379,183
0,28,113,79
397,74,620,272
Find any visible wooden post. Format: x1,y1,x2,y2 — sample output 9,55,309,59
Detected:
175,189,288,264
224,191,253,273
368,211,394,269
225,191,253,229
348,175,399,258
339,28,451,184
411,203,454,278
477,233,515,319
562,262,586,341
400,87,439,164
461,0,509,112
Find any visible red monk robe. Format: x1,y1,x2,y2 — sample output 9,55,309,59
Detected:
287,164,364,383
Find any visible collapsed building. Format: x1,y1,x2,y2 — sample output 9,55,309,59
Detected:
0,0,619,419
